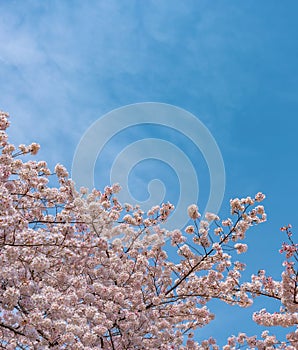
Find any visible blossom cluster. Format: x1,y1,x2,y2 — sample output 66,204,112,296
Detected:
0,111,297,349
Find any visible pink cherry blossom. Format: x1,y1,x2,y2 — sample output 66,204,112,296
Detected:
0,111,296,349
187,204,200,220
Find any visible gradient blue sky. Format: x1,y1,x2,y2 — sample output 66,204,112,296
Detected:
1,0,297,346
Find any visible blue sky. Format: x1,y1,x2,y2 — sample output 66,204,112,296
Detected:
1,0,297,345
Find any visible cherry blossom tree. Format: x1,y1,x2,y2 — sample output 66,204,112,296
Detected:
0,111,297,349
